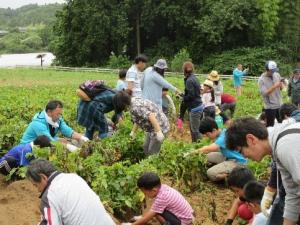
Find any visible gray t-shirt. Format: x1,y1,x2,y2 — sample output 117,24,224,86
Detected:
258,72,282,109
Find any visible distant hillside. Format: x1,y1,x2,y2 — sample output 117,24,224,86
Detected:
0,4,63,29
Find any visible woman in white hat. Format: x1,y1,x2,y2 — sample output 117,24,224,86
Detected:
202,79,216,118
208,70,223,106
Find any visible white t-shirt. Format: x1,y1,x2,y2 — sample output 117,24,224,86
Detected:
126,64,143,97
252,212,268,225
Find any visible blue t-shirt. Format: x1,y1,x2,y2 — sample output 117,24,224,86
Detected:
0,144,33,166
116,79,127,91
214,129,247,164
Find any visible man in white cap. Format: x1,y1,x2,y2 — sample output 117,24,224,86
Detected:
141,59,180,109
258,60,283,127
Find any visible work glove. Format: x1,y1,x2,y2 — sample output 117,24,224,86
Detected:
130,131,136,139
261,187,276,217
66,144,79,152
156,130,164,142
176,118,183,130
121,223,132,225
80,136,89,142
132,215,142,221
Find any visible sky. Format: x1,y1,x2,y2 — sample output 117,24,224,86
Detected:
0,0,65,9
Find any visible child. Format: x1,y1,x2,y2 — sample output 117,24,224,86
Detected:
225,167,256,225
116,69,127,91
202,79,215,118
162,88,176,118
0,135,51,175
122,172,194,225
244,181,268,225
186,117,247,182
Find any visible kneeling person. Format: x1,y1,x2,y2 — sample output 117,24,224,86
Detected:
187,117,247,181
0,135,51,175
122,172,194,225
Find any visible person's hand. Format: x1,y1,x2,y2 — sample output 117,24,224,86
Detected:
156,130,164,142
243,68,249,74
66,144,79,152
261,187,276,217
130,130,136,139
80,136,89,142
131,215,142,221
176,118,183,130
274,81,282,88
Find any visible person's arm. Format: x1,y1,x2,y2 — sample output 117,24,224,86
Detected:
189,143,220,155
153,73,177,92
39,197,63,225
233,69,243,78
225,197,242,224
258,78,281,96
132,210,157,225
59,118,74,138
149,113,161,132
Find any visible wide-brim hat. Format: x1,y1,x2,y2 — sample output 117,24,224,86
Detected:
203,79,214,88
215,106,221,115
154,59,168,69
207,70,220,81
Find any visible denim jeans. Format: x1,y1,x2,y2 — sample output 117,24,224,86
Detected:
85,128,107,140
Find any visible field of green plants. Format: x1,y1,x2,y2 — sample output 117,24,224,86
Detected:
0,68,273,224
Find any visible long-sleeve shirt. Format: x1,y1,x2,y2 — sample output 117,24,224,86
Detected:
21,110,73,144
183,74,202,110
213,81,223,105
269,120,300,221
0,143,33,166
233,68,246,87
39,172,115,225
142,67,177,108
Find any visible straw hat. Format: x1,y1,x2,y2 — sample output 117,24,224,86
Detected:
203,79,214,88
208,70,220,81
215,106,221,115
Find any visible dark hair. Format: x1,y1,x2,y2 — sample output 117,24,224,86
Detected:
33,135,52,148
137,172,161,190
182,61,194,76
134,54,148,64
210,88,215,102
26,159,56,182
113,90,132,113
213,80,219,85
258,111,266,122
162,88,169,91
119,69,127,79
227,167,255,188
45,100,63,112
226,117,268,150
199,117,218,134
154,67,165,77
279,103,297,120
244,181,265,204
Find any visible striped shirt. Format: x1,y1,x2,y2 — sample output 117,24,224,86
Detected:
151,185,194,225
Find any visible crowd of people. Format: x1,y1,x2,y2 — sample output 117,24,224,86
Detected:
0,54,300,225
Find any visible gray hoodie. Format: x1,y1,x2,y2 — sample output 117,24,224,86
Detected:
269,119,300,221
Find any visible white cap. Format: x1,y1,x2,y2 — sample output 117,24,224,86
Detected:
265,60,279,72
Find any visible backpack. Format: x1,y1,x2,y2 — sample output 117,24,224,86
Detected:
77,80,109,101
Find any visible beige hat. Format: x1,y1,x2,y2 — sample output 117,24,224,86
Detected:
208,70,220,81
203,79,214,88
215,106,221,115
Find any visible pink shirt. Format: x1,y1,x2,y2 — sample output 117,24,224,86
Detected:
202,93,215,108
151,185,194,225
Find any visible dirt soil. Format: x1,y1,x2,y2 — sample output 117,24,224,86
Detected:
0,175,40,225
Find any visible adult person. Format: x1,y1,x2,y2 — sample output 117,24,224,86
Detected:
26,159,116,225
221,93,236,118
142,59,179,109
0,135,51,175
288,68,300,105
182,61,203,142
226,117,300,225
21,100,88,144
207,70,223,105
233,64,248,96
258,60,283,127
129,97,169,156
77,90,131,140
126,54,148,97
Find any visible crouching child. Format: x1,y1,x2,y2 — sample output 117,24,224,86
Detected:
122,172,194,225
186,117,247,182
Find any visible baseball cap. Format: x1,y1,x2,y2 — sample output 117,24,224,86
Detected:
265,60,279,72
154,59,168,69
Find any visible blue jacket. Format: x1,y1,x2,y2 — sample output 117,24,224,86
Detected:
0,143,33,166
183,74,202,110
20,110,73,144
